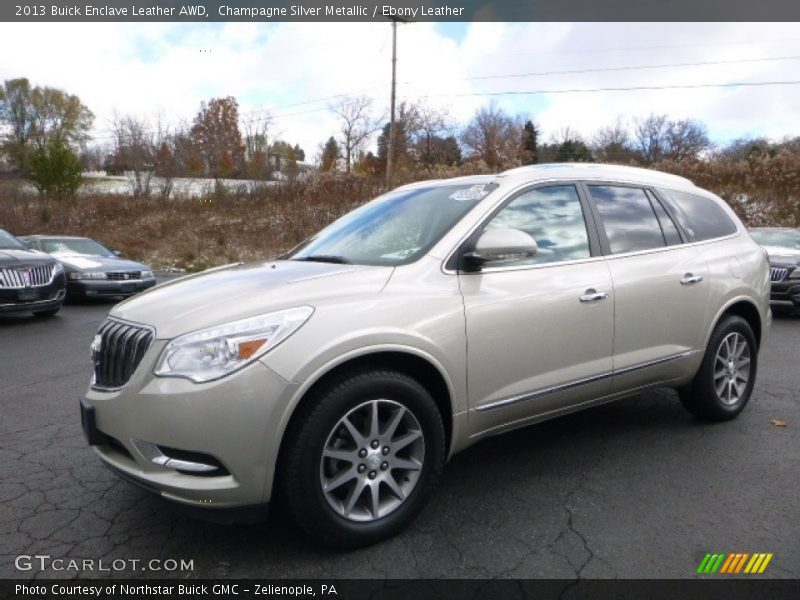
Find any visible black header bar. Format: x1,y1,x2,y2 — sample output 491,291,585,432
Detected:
4,1,800,22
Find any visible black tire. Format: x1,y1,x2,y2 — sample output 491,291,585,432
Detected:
678,315,757,421
33,307,60,317
279,368,446,549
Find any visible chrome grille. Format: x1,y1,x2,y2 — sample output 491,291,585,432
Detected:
770,267,789,282
106,271,141,281
0,264,54,288
92,319,154,389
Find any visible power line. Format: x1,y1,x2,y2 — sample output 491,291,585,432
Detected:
458,55,800,83
232,53,800,122
466,36,800,59
416,80,800,99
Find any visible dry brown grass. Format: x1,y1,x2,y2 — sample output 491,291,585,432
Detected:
1,156,797,271
0,175,384,271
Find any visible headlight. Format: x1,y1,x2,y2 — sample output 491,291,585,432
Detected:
789,269,800,279
140,270,154,279
154,306,314,383
67,271,107,280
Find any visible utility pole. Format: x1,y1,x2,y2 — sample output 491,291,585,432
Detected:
386,17,406,186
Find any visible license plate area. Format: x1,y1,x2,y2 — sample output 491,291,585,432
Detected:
18,288,38,301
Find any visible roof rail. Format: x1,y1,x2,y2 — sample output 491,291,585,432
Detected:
500,162,696,187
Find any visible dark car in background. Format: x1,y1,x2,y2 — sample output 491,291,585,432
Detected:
749,227,800,310
21,235,156,300
0,229,66,317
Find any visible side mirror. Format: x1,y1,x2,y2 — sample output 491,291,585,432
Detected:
463,228,538,269
113,250,123,257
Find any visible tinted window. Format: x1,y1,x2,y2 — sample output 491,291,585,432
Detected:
589,186,665,254
648,192,682,245
662,190,737,241
482,185,590,266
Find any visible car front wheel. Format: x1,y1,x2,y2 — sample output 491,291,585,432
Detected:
679,315,757,421
280,368,445,548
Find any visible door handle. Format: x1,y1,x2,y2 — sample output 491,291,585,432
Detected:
680,274,704,285
579,290,609,303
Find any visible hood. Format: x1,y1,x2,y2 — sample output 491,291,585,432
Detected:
111,260,394,339
0,248,57,266
53,253,149,272
764,249,800,267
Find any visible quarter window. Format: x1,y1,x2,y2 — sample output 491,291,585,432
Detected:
661,189,738,241
482,185,591,266
589,185,666,254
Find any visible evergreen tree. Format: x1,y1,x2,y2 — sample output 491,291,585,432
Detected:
520,121,539,165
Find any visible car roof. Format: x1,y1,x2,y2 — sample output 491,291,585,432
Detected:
395,163,699,194
498,163,697,190
22,235,93,240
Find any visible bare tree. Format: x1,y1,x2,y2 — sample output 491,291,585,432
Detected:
593,117,638,163
664,118,711,161
634,114,669,164
111,112,154,197
152,115,182,199
242,112,272,179
415,102,449,168
329,95,380,174
635,114,711,164
461,101,518,168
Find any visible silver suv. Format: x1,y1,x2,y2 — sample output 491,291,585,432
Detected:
81,164,770,547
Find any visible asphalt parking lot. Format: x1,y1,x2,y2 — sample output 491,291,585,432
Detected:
1,295,798,580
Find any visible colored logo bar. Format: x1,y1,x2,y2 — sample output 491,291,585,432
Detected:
697,553,773,574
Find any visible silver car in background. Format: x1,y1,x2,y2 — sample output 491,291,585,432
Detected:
80,164,770,547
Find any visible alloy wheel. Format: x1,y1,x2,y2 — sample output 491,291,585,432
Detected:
713,332,751,406
319,399,425,522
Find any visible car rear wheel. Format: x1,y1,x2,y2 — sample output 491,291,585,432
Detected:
678,315,757,421
279,368,445,548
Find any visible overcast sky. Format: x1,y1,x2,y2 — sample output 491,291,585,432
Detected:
1,21,799,160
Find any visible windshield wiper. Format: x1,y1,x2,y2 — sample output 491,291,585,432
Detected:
292,255,351,264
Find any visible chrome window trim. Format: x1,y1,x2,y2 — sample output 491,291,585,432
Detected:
439,176,741,276
475,349,701,412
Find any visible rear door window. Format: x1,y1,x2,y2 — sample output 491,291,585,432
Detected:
588,185,666,254
660,189,738,241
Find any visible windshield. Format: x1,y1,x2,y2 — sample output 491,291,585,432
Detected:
42,238,114,257
288,183,496,266
750,229,800,253
0,229,26,250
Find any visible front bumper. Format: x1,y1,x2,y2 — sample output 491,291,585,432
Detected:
83,342,299,508
769,280,800,306
68,277,156,298
0,282,66,314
